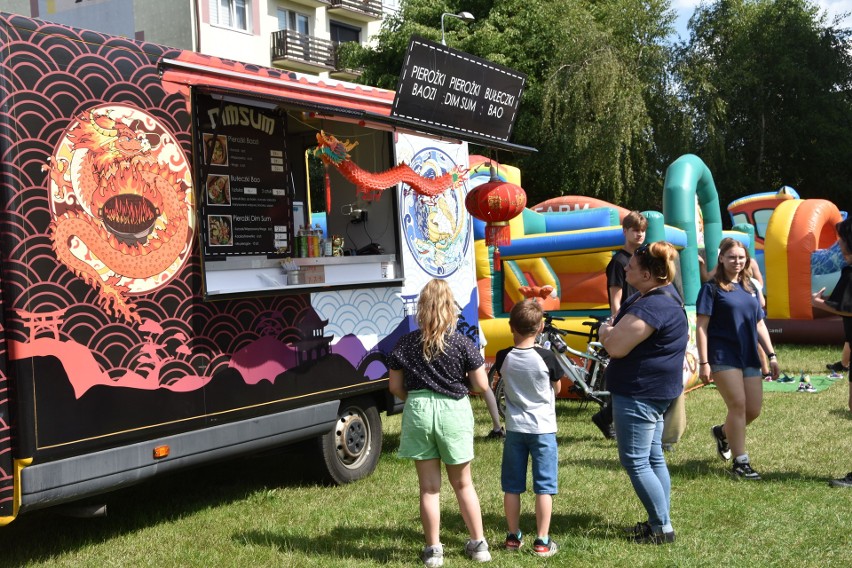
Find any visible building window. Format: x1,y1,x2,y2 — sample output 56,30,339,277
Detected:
210,0,250,31
330,21,360,45
278,8,309,35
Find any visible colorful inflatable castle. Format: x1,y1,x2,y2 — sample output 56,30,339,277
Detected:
663,154,846,344
473,153,849,397
727,188,846,343
469,156,696,390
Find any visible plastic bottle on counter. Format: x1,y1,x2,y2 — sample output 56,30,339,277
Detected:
297,225,307,258
313,224,326,257
312,224,322,258
305,225,313,258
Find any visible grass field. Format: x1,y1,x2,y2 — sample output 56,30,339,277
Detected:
0,344,849,567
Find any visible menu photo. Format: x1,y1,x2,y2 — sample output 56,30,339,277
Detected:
203,133,229,166
208,215,233,247
206,174,231,206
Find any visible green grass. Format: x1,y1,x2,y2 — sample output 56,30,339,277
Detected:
0,343,849,567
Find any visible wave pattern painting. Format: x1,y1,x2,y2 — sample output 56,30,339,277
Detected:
313,288,403,349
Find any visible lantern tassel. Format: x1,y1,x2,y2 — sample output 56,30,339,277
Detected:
493,246,501,272
485,222,512,248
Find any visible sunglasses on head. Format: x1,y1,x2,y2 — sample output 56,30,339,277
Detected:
634,242,650,256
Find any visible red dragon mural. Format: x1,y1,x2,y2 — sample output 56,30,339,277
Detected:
43,104,195,323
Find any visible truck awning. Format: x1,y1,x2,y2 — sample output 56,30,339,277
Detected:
159,54,536,154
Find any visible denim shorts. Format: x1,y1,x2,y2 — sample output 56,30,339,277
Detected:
398,390,474,465
501,431,558,495
710,364,761,378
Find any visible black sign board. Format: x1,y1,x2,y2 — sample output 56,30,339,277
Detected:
196,94,293,258
391,36,526,143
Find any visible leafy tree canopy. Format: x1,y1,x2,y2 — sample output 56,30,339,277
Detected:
675,0,852,210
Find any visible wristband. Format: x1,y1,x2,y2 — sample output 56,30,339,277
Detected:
767,352,777,359
699,361,709,365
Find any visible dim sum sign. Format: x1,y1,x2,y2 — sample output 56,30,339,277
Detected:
391,36,526,142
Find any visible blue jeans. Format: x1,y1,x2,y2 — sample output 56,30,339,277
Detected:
612,393,675,534
501,431,558,494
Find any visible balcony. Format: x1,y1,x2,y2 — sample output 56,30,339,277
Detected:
270,30,334,73
327,0,383,22
289,0,330,7
329,43,362,80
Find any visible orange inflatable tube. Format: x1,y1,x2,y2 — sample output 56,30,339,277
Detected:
765,199,842,319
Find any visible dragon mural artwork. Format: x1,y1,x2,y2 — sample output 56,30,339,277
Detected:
43,105,195,323
312,130,467,199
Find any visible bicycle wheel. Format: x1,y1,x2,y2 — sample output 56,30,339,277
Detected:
488,365,506,419
587,357,611,406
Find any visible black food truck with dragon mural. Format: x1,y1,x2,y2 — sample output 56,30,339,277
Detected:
0,13,529,524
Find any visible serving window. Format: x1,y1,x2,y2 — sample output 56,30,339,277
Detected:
193,91,402,298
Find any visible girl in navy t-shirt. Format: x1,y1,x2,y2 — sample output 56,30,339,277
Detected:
696,238,779,481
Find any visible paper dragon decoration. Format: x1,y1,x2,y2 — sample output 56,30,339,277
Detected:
312,131,467,201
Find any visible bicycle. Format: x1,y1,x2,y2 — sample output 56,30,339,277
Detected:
490,312,610,418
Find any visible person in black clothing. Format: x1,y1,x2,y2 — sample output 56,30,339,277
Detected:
812,218,852,487
592,211,647,440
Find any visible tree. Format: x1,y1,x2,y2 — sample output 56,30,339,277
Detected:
674,0,852,209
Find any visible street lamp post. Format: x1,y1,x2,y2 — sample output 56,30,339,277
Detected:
440,11,475,46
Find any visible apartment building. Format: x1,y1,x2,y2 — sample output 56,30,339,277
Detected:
0,0,397,79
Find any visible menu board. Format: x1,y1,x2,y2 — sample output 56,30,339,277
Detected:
196,94,293,257
392,36,526,142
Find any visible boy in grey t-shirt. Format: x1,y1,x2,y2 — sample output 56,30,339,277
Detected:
492,299,565,557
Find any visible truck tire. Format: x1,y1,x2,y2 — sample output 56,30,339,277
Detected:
319,398,382,484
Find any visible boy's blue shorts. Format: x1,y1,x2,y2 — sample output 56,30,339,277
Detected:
501,430,558,495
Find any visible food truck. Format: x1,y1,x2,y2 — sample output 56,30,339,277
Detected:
0,14,528,523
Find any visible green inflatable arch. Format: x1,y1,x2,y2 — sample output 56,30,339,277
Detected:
662,154,724,305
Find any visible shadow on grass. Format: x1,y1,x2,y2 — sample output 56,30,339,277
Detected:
0,446,339,564
829,407,852,419
236,510,612,563
236,524,424,563
382,431,400,452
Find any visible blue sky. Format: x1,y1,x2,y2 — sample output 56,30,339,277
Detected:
670,0,852,41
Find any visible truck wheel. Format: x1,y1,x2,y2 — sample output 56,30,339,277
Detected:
319,398,382,484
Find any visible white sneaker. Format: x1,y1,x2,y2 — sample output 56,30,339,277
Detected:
464,539,492,562
421,544,443,567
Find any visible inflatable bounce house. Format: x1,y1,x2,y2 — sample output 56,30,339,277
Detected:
727,188,846,343
472,153,847,394
468,156,698,391
659,154,845,344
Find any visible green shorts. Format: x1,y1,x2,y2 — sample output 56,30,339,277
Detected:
399,390,475,465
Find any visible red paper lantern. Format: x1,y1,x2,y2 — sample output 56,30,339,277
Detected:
465,168,527,248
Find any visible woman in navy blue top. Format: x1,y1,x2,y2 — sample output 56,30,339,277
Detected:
696,238,779,481
598,241,687,544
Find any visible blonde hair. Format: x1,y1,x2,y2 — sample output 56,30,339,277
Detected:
417,279,458,361
714,238,754,293
635,241,679,284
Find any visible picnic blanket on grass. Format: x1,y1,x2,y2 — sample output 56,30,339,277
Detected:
707,375,844,393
